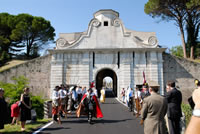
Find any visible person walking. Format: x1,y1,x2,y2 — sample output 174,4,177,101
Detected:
126,86,131,106
128,88,134,112
58,85,67,118
81,87,87,96
0,88,8,130
121,88,125,103
20,87,31,131
166,81,182,134
52,86,61,124
67,86,73,114
71,86,78,111
100,87,106,103
134,86,141,117
141,81,168,134
76,86,83,104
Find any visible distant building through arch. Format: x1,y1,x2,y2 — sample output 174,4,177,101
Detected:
95,68,117,97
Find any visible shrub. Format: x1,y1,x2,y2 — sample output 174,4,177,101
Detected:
0,75,45,119
31,95,44,119
0,75,29,106
181,103,192,126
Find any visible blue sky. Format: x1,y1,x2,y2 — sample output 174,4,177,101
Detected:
1,0,181,54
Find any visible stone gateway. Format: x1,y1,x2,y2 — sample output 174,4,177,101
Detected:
49,9,166,98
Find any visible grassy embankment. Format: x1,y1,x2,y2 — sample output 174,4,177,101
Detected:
0,60,27,72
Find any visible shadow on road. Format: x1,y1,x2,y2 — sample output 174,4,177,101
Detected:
42,127,70,131
95,118,133,124
101,102,118,104
61,118,133,124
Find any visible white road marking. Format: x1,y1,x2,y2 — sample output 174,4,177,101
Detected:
115,98,137,113
115,98,127,107
32,121,53,134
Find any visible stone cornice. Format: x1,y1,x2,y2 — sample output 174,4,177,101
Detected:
94,9,119,17
48,48,166,54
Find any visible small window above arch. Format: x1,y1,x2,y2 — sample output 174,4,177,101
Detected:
104,21,108,26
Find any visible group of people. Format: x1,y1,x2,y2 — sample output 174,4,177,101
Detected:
121,84,150,116
120,80,185,134
0,87,31,132
1,79,200,133
51,83,103,124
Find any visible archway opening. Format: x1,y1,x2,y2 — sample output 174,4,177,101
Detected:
96,69,117,97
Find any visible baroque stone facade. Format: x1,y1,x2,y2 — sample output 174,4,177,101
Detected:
49,9,166,97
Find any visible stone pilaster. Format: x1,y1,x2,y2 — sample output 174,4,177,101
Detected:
50,53,64,98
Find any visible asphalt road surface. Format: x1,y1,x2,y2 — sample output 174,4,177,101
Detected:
37,98,144,134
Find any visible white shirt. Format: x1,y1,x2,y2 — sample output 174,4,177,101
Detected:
52,90,59,106
72,90,77,100
52,90,59,100
134,90,141,99
76,87,82,95
126,87,131,101
82,88,87,95
92,88,97,96
58,89,66,99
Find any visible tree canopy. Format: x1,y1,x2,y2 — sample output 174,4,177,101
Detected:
170,45,184,57
0,13,23,65
11,14,55,57
144,0,200,59
0,13,55,66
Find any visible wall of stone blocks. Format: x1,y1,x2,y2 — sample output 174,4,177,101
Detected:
163,53,200,103
0,55,51,99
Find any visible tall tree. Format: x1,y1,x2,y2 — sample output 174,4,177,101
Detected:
145,0,200,59
185,0,200,59
10,14,55,58
0,13,23,65
145,0,188,58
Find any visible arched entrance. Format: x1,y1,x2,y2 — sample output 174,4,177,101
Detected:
95,68,117,97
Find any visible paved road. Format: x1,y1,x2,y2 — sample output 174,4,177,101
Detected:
37,98,144,134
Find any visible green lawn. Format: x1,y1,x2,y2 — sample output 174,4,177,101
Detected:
0,118,51,134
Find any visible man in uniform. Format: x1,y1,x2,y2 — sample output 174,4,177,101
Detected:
141,85,150,100
141,81,168,134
